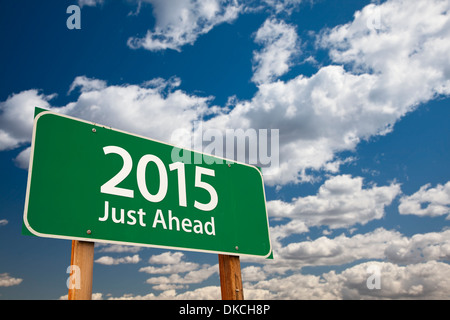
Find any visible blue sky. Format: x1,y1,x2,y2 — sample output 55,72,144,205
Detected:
1,0,449,299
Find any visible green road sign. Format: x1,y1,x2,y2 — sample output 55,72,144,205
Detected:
23,109,272,258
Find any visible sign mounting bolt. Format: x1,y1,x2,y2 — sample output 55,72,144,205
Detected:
92,128,96,133
87,230,92,235
235,246,239,250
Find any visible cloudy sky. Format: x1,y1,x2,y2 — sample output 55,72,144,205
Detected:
1,0,449,299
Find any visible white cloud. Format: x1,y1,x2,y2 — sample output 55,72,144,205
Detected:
0,90,57,151
145,264,218,285
241,265,267,282
5,1,450,187
0,219,8,227
68,76,107,94
139,252,218,292
338,261,450,300
13,147,31,170
77,0,104,8
148,251,185,265
85,259,450,300
90,256,450,300
121,259,450,300
95,254,141,265
107,285,221,300
320,0,450,103
151,284,187,291
0,273,23,287
139,262,199,274
246,271,339,299
201,62,412,185
167,285,221,299
251,228,450,276
398,181,450,218
96,244,142,253
247,260,450,299
267,175,401,229
83,228,450,300
263,0,304,14
199,0,450,185
385,229,450,264
271,228,402,269
128,0,242,51
59,292,103,300
269,219,309,243
62,76,211,143
0,76,212,169
252,18,299,84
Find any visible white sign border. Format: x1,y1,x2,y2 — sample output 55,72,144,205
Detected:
23,109,273,259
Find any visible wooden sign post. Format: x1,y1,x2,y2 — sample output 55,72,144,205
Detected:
218,254,244,300
67,246,243,300
68,240,95,300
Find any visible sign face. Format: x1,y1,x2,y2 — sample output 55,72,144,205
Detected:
23,109,272,258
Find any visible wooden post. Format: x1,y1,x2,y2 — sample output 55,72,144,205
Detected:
218,254,244,300
68,240,95,300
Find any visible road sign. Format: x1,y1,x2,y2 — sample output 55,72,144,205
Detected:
23,109,272,258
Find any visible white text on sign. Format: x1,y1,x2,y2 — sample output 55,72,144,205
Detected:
98,146,218,237
98,201,215,235
100,146,218,211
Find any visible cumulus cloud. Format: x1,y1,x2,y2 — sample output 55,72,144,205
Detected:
102,259,450,300
139,262,199,275
0,76,212,169
62,76,211,142
385,229,450,264
320,0,450,103
5,1,450,186
107,285,221,300
259,227,401,274
0,219,8,227
96,243,142,253
0,90,57,151
262,0,304,14
201,66,379,184
268,175,401,229
274,228,450,267
13,147,31,170
59,292,103,300
127,0,242,51
0,273,23,287
269,219,309,244
252,18,300,84
117,224,449,300
145,264,218,286
72,227,450,300
68,76,107,94
95,254,141,265
243,227,450,280
398,181,450,218
148,251,185,265
200,0,450,185
339,261,450,300
137,252,218,292
248,260,450,300
77,0,104,7
241,265,267,282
